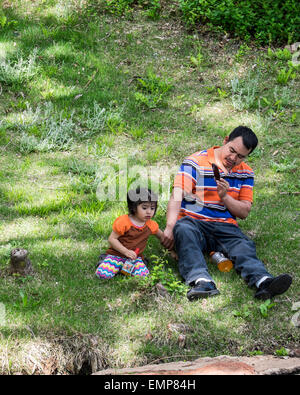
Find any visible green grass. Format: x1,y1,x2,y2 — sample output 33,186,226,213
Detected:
0,1,299,374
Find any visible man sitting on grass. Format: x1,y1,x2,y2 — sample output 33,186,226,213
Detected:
162,126,292,301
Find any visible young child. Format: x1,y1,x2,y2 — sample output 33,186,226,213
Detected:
95,187,163,279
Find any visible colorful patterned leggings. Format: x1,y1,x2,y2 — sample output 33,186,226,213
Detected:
95,254,149,279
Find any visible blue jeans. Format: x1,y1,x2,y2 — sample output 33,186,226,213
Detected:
173,216,272,287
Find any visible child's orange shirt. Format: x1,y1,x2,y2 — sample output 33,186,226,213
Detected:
106,214,159,258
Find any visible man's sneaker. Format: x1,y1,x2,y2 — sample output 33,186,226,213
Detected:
254,274,292,300
187,281,220,301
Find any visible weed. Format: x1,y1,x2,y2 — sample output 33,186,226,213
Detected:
106,108,126,135
81,102,107,137
271,159,297,173
277,67,296,85
190,52,204,68
233,305,251,319
18,290,28,308
259,299,276,318
128,126,145,140
217,88,229,100
235,44,251,61
104,0,134,16
274,347,289,357
267,47,292,61
0,14,18,30
248,350,264,356
135,70,173,109
148,255,187,295
231,76,258,110
0,48,38,86
144,0,161,20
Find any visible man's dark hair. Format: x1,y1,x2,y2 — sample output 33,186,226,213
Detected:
127,187,158,216
228,126,258,154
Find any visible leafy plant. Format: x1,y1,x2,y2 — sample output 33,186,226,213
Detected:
267,47,292,61
231,75,258,110
144,0,161,20
104,0,135,16
190,52,204,68
135,70,173,109
149,255,187,295
0,14,17,30
217,88,228,99
235,44,251,61
233,305,251,319
259,299,276,318
275,347,289,357
259,96,285,118
271,158,297,173
248,350,264,356
277,67,296,85
128,126,145,139
0,49,38,85
19,290,28,308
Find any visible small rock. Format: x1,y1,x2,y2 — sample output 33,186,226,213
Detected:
178,334,186,348
155,283,169,297
291,311,300,327
291,301,300,311
289,348,300,358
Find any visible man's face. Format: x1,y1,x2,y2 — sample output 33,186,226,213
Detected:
220,136,251,170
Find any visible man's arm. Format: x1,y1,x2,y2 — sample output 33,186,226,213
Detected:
162,187,184,249
216,178,252,219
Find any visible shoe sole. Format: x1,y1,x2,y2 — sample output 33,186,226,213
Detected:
255,274,292,300
187,288,220,301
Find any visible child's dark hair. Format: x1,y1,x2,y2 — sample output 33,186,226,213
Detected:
127,187,158,216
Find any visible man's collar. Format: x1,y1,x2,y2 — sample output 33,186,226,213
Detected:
207,145,242,173
207,146,220,164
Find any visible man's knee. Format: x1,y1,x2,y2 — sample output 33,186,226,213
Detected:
174,217,196,238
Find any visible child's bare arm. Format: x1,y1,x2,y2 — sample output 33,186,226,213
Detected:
155,229,178,260
155,228,164,242
108,231,137,259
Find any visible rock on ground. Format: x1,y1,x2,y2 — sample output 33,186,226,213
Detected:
93,355,300,375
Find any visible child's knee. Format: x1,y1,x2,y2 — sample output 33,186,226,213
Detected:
95,264,115,279
95,256,123,279
132,258,149,277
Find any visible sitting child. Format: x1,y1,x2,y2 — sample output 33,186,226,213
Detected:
95,187,163,279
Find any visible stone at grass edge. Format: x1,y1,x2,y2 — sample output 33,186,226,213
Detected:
93,355,300,375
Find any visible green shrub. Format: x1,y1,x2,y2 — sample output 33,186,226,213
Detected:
178,0,300,44
148,255,187,295
103,1,300,44
104,0,135,15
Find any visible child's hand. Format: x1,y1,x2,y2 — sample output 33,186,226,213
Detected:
169,250,178,260
125,249,137,260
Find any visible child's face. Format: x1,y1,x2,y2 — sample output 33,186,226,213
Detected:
135,202,156,222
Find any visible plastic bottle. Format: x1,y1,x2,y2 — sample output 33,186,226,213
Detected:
210,251,233,272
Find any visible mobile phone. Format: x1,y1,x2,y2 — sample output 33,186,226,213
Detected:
212,163,220,181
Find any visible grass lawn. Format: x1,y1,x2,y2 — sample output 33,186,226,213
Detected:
0,1,299,374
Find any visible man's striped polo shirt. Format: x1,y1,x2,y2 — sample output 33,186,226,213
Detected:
173,146,254,226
